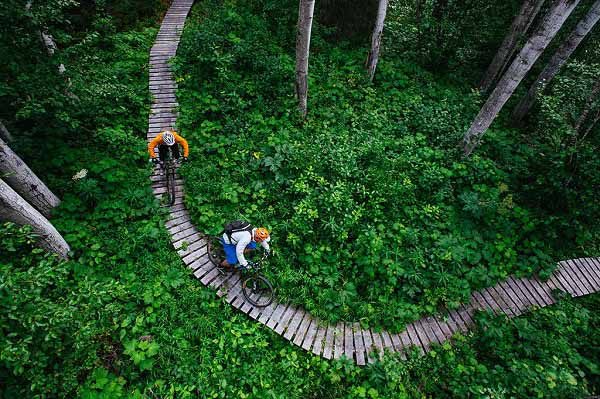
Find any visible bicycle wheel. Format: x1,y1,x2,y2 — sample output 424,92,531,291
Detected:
166,166,176,206
242,275,274,307
207,236,225,267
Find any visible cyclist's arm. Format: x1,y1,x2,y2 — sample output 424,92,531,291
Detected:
148,135,162,158
174,132,189,157
260,237,270,251
236,234,252,266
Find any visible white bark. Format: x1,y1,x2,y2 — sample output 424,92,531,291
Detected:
296,0,316,119
0,137,60,217
462,0,581,156
0,179,69,258
480,0,545,92
367,0,389,82
0,121,13,142
513,0,600,120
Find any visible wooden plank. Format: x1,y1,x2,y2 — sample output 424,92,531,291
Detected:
433,316,453,341
283,308,306,340
398,329,412,353
561,260,591,293
581,258,600,289
352,322,366,365
322,325,335,359
182,246,208,265
405,323,425,353
265,303,288,329
192,261,214,279
333,323,344,359
370,331,384,362
521,277,552,306
577,259,598,288
553,267,581,296
495,281,526,314
177,237,206,257
292,312,313,345
457,304,475,328
471,291,490,313
565,259,595,293
422,317,443,345
506,276,534,307
361,329,375,362
216,273,241,298
527,277,556,306
311,324,327,356
479,288,503,315
343,322,355,361
586,257,600,273
380,330,395,353
171,226,198,243
301,318,319,350
447,309,468,332
273,306,297,335
200,267,220,285
485,286,515,317
172,231,203,250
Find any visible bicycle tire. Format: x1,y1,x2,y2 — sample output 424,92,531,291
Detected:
207,236,224,267
242,275,274,307
166,165,176,206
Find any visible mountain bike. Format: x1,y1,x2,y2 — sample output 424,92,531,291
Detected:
157,146,180,206
207,236,275,307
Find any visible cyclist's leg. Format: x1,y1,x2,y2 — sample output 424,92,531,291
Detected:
172,144,181,159
220,239,239,269
158,144,168,162
243,241,257,254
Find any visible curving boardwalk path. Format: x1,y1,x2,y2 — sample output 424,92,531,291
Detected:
148,0,600,365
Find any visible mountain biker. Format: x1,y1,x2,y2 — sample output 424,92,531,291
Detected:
220,224,271,271
148,128,189,164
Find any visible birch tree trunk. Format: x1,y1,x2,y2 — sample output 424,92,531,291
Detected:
512,0,600,121
366,0,389,82
0,179,69,258
296,0,316,119
0,137,60,217
462,0,581,156
480,0,545,92
0,121,13,142
26,0,67,75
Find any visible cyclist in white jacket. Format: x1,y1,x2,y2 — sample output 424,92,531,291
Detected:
220,226,270,270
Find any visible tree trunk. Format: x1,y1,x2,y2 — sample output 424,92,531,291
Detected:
0,137,60,217
480,0,545,92
574,77,600,133
0,179,69,258
26,1,67,75
0,121,13,142
296,0,316,118
366,0,389,81
513,0,600,121
462,0,581,156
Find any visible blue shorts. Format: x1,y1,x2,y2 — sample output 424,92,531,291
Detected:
221,239,257,265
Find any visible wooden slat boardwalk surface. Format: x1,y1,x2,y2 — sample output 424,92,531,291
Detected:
148,0,600,366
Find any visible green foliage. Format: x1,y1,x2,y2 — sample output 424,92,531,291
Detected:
174,0,595,330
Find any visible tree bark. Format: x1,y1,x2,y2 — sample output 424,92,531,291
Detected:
0,121,13,142
513,0,600,121
462,0,581,156
296,0,316,118
480,0,545,92
0,179,69,258
366,0,389,82
0,137,60,217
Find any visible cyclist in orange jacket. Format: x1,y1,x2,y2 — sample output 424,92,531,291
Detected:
148,128,189,164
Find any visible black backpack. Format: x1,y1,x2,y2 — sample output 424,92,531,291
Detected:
222,220,253,242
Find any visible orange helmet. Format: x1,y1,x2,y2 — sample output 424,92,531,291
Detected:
254,227,269,241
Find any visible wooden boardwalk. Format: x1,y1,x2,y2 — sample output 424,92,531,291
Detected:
148,0,600,365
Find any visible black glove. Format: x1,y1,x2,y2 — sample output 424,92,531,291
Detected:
246,261,256,270
182,157,188,162
151,158,160,164
265,248,271,256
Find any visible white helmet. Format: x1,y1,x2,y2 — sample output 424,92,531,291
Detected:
162,131,175,146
